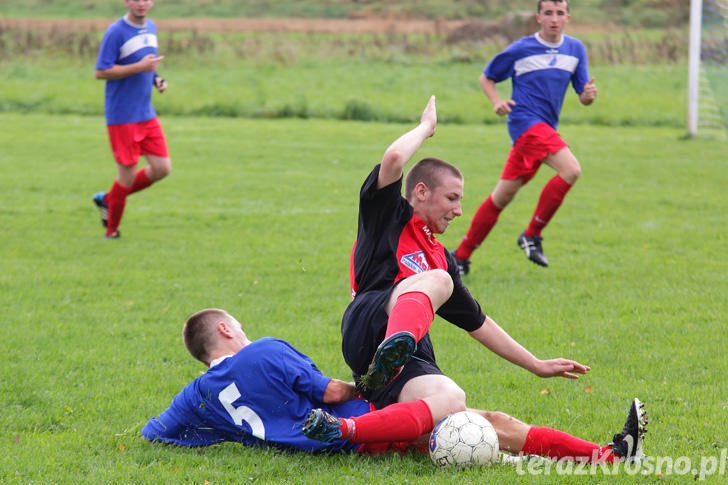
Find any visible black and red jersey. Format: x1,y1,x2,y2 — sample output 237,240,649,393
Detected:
350,165,485,332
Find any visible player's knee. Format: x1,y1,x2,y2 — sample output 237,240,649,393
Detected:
492,188,517,208
431,268,453,286
568,166,581,183
451,387,467,413
426,269,454,302
434,388,466,419
151,159,172,180
560,162,581,184
159,159,172,178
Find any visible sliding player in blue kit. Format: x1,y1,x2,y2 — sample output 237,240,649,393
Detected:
143,308,647,462
142,308,431,454
452,0,597,271
143,309,367,452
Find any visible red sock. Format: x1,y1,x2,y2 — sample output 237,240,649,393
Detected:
524,175,572,238
521,426,615,463
384,292,434,342
341,400,433,443
106,180,131,234
457,194,502,260
129,168,153,194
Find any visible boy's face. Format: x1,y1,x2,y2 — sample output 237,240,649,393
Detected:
537,1,570,41
414,173,464,234
125,0,154,20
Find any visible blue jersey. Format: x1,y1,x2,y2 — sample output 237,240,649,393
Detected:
142,338,370,453
96,16,159,125
484,33,590,143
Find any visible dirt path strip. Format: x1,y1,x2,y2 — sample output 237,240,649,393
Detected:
0,17,471,34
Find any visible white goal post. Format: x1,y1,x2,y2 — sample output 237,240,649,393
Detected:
688,0,728,137
687,0,702,135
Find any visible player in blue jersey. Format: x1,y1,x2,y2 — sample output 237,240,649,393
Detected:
143,308,436,454
92,0,171,239
143,308,367,452
143,308,647,463
452,0,597,271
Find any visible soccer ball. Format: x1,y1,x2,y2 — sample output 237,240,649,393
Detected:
429,411,499,467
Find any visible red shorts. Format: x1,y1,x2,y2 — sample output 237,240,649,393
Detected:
107,117,169,166
502,122,568,184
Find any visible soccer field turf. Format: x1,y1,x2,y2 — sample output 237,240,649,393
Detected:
0,113,726,483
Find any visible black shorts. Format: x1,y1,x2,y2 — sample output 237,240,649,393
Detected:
341,288,443,409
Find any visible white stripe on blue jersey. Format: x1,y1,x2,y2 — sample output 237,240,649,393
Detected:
119,33,158,60
514,53,580,77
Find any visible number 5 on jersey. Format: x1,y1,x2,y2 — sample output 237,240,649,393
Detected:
219,383,266,440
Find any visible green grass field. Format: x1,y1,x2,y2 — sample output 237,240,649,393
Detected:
1,57,689,128
1,109,726,482
1,3,726,480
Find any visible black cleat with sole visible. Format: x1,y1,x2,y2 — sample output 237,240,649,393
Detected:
610,398,648,461
302,408,343,443
359,331,416,392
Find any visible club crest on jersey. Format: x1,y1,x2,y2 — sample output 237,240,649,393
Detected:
401,251,430,273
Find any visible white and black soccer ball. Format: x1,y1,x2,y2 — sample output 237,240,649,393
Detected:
429,411,499,467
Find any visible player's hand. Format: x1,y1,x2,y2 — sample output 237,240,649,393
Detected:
154,75,168,93
580,78,597,104
420,95,437,137
494,99,516,116
533,358,590,379
323,379,359,403
139,54,164,73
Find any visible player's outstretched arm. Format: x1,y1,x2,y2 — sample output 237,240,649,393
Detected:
468,317,590,379
377,95,437,189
